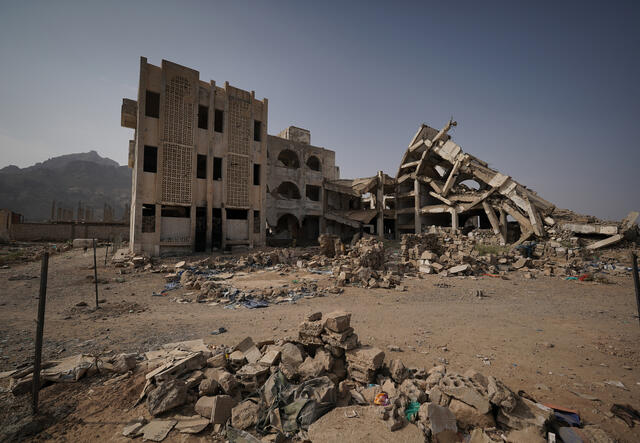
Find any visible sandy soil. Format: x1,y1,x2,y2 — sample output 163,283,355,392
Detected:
0,246,639,441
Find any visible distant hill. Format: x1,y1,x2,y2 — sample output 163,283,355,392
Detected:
0,151,131,222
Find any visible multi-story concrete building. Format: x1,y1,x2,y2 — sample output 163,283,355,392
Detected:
121,58,355,255
122,57,268,255
266,126,339,245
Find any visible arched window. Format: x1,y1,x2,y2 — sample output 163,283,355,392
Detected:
277,149,300,168
276,181,301,199
306,155,321,171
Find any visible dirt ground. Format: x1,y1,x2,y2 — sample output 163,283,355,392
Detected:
1,246,639,441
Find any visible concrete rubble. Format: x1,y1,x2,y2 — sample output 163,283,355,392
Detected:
5,311,615,442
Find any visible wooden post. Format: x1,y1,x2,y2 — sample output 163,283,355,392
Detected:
104,243,109,266
32,251,49,414
632,252,640,327
93,239,99,308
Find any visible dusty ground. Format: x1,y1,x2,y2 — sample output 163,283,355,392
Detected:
1,246,639,441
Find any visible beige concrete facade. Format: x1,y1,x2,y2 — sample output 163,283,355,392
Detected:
122,58,268,255
266,130,339,245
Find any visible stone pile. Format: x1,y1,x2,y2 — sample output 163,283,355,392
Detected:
6,312,615,442
114,311,612,442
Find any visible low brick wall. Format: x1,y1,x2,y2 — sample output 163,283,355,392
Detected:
11,222,129,242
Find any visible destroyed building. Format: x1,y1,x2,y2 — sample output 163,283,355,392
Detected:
122,58,636,256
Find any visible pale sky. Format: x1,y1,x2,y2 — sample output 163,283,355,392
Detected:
0,0,638,220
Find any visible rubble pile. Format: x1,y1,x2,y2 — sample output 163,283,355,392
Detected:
401,224,639,279
5,311,615,442
397,120,639,253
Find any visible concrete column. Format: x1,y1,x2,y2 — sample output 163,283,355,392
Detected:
206,80,216,251
499,208,507,241
414,179,421,234
249,209,254,248
221,207,227,251
320,186,327,234
451,209,459,231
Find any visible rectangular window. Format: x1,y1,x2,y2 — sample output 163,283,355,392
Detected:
143,145,157,173
253,210,260,233
198,105,208,129
214,109,224,133
226,209,248,220
306,184,321,201
142,204,155,233
197,154,207,179
145,90,160,118
253,164,261,185
254,120,262,141
161,205,190,217
213,157,222,180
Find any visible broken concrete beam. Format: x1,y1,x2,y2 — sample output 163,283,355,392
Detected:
148,352,206,383
560,223,618,236
586,234,624,250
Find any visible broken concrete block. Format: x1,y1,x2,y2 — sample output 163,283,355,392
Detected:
205,368,238,394
487,375,516,412
496,397,553,431
448,398,495,430
195,396,215,419
149,352,206,383
231,400,260,429
243,346,262,364
211,394,236,424
122,417,147,437
175,415,209,434
439,374,490,414
198,378,219,396
324,311,352,332
399,379,427,403
346,346,385,370
306,312,322,322
259,349,281,366
448,264,470,274
427,403,458,441
513,257,530,269
280,342,305,368
140,419,177,442
389,359,408,384
146,380,187,416
111,353,137,373
299,320,324,337
207,353,227,368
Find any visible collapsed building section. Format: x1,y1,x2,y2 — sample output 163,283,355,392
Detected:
323,172,396,241
396,120,554,244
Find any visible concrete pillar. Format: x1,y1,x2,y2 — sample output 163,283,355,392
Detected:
451,209,459,231
206,80,216,251
499,208,507,242
221,207,227,251
414,179,421,234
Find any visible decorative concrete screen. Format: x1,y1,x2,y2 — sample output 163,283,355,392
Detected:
226,89,251,207
162,76,194,204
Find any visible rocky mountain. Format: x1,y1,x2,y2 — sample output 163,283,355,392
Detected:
0,151,131,222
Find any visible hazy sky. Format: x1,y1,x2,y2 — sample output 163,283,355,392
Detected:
0,1,638,220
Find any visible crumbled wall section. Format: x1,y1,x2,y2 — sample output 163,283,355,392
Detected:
161,76,194,204
226,88,251,207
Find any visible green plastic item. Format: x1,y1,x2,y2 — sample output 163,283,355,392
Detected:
405,401,420,421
